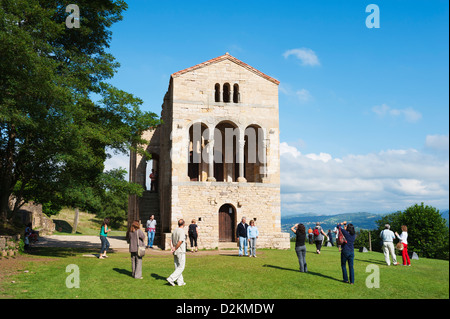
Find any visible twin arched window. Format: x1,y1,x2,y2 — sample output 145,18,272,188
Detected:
215,83,239,103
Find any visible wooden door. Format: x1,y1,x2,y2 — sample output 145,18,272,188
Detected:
219,204,235,242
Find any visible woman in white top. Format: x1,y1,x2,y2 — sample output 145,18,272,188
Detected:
395,225,411,266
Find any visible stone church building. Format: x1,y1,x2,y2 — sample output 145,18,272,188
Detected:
128,53,290,250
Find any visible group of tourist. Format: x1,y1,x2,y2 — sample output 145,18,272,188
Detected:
98,215,411,286
291,221,412,285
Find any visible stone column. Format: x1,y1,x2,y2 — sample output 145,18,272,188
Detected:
206,138,216,182
237,138,246,182
261,138,269,183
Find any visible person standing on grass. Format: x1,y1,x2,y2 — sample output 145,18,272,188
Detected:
167,219,187,286
395,225,411,266
99,218,111,259
327,229,334,246
247,219,259,257
313,222,328,254
188,219,199,253
291,223,307,273
380,224,398,266
338,222,356,284
146,215,157,248
236,217,249,257
127,220,145,279
307,227,313,244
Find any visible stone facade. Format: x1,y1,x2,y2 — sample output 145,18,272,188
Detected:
128,53,290,250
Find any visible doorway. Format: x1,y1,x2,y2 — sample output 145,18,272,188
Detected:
218,204,236,242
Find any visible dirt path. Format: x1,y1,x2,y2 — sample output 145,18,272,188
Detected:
32,235,242,256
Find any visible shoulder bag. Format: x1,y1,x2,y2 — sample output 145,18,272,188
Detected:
136,230,146,257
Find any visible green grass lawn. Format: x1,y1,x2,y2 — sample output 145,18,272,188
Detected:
1,243,448,299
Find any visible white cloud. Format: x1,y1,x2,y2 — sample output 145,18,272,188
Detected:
296,89,313,103
280,142,449,215
425,134,449,152
372,104,422,123
283,48,320,66
279,84,313,104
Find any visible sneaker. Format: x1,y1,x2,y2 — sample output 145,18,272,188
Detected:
166,278,175,286
178,282,186,286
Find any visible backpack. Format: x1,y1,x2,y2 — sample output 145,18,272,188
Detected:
336,228,347,246
313,227,320,237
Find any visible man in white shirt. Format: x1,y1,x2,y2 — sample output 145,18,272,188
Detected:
167,219,186,286
146,215,157,248
380,224,398,266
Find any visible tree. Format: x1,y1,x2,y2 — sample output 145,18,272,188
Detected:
96,168,143,228
375,203,449,260
0,0,158,223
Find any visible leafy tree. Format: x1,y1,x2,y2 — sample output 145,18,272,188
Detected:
375,203,449,260
0,0,159,223
96,168,143,228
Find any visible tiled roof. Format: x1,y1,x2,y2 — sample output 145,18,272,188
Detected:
171,53,280,85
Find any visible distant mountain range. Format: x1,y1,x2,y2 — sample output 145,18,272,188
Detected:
281,210,449,236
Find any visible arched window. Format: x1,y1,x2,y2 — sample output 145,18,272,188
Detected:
233,84,239,103
223,83,230,103
214,121,239,182
214,83,220,102
244,125,265,183
188,123,209,181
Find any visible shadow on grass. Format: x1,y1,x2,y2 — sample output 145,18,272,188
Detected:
151,273,167,281
354,258,386,265
113,268,132,277
53,219,79,234
263,264,342,283
24,247,100,258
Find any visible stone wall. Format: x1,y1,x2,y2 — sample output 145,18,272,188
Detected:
0,235,21,258
166,181,290,250
19,202,55,236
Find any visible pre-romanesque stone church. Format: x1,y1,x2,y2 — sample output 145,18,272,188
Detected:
128,53,290,250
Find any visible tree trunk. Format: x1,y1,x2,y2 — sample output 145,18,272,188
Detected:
0,193,10,223
72,207,79,234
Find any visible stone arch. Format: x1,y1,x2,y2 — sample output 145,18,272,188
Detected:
222,83,231,103
244,124,266,183
233,83,240,103
187,122,210,181
213,120,240,182
214,83,221,102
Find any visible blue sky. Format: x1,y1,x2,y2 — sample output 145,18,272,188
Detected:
104,0,449,215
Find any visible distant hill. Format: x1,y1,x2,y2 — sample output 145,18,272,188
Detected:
281,212,382,236
282,209,450,236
